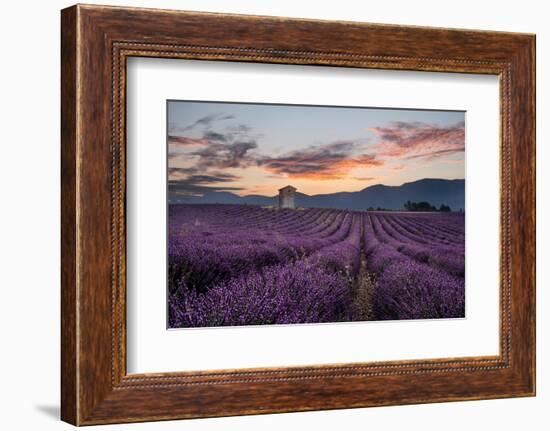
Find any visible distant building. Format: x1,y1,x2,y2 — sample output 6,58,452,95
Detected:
278,185,297,209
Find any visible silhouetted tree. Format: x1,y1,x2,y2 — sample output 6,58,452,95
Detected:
403,201,437,212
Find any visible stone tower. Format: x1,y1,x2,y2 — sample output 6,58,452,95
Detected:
278,185,297,209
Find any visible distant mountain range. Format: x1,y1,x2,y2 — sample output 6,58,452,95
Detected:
170,178,465,211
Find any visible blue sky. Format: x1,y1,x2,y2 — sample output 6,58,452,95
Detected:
167,100,465,197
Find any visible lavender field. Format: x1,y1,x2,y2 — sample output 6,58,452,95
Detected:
168,204,465,328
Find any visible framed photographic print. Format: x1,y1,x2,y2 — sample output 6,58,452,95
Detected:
61,4,535,425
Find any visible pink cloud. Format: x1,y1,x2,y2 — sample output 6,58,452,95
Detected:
369,121,465,160
259,142,383,180
168,135,209,147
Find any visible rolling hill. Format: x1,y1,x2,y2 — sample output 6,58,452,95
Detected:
170,178,465,211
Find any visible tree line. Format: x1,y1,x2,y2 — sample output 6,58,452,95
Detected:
404,200,451,212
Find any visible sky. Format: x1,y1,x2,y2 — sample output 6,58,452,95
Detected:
167,100,465,198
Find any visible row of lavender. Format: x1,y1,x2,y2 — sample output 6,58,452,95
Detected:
168,204,465,328
364,213,465,320
168,204,362,327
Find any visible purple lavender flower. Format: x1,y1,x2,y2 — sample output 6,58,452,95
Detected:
168,204,465,327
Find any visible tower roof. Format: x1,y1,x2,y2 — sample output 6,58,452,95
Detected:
278,185,297,192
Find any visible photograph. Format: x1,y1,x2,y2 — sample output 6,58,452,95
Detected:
167,101,466,328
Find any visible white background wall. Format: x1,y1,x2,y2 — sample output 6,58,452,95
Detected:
0,0,546,429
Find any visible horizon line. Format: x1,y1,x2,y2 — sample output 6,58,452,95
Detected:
169,176,465,200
